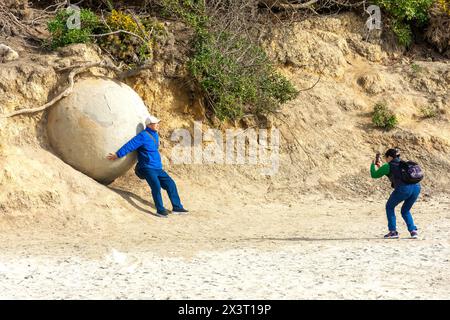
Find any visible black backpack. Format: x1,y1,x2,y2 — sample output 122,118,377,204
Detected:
134,165,146,180
399,160,424,184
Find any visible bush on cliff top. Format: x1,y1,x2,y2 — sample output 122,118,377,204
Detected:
374,0,434,47
162,0,298,122
47,8,99,48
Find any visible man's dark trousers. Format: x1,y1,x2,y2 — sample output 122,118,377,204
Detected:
141,168,183,213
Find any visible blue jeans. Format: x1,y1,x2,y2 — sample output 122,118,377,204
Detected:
141,168,183,213
386,184,420,232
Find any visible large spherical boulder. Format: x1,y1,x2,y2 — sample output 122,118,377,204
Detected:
47,78,150,184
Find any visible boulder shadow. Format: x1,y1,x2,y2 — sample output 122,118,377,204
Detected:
136,122,145,134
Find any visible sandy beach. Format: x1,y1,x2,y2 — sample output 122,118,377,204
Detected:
1,196,449,299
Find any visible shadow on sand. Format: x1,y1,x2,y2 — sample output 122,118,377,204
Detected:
108,186,163,218
244,237,387,242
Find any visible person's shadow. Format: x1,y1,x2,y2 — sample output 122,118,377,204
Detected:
108,186,162,218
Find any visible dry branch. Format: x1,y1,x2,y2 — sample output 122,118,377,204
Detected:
262,0,319,10
89,30,148,46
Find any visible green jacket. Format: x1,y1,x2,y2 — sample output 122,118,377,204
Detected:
370,162,390,179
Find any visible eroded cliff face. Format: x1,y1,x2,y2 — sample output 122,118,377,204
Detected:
259,12,450,200
0,12,449,230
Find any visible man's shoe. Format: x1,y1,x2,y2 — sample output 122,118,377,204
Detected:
410,230,419,239
156,210,169,218
384,231,399,239
172,208,189,215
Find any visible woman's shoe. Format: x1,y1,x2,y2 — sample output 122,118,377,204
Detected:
384,231,399,239
410,230,419,239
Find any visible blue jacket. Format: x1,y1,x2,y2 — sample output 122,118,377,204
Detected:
116,127,162,170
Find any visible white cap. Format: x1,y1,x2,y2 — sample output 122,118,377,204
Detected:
145,115,160,125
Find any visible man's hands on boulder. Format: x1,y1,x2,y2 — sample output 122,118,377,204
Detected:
107,153,118,161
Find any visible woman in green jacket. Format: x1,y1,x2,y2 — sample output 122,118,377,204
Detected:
370,149,420,239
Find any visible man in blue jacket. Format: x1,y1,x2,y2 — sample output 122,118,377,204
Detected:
107,116,188,217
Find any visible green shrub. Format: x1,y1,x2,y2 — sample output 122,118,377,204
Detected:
391,20,413,47
411,62,423,74
163,0,298,122
96,10,165,65
438,0,450,15
160,0,208,32
188,32,298,121
374,0,434,47
47,8,166,65
47,8,99,48
372,102,398,130
420,105,438,118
